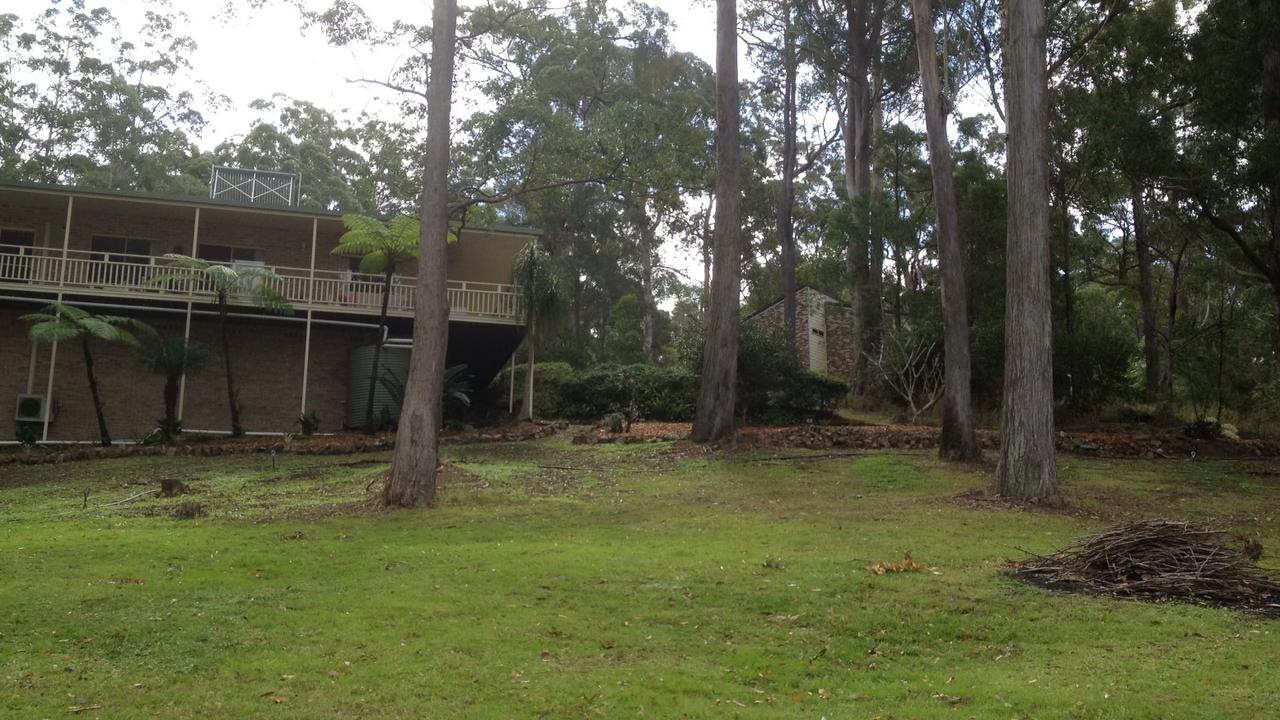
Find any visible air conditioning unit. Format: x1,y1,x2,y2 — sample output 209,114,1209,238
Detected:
15,393,52,423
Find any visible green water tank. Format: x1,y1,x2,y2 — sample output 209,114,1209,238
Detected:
345,344,412,429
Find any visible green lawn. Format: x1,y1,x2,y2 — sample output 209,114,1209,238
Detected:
1,442,1277,718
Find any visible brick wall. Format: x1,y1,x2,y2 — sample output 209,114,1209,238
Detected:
1,303,366,441
745,288,856,389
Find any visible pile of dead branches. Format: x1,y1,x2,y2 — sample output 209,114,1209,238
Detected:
1010,520,1280,617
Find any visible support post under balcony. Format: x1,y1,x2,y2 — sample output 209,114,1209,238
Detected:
41,195,74,443
301,218,317,415
177,207,200,424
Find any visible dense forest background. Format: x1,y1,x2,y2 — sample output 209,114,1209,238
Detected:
2,0,1277,428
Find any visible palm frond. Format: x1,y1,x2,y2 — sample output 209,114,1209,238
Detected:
358,251,390,275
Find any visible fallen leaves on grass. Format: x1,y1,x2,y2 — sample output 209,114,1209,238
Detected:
867,552,930,575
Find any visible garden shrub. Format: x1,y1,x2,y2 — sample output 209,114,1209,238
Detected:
531,363,697,421
736,323,848,423
494,362,578,418
497,323,848,424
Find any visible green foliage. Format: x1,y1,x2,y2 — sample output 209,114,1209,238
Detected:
152,254,292,313
21,302,150,347
1054,287,1139,414
297,411,321,436
499,362,696,421
735,323,848,424
331,214,422,274
604,294,646,365
377,365,474,430
137,335,211,440
14,421,39,447
136,335,211,378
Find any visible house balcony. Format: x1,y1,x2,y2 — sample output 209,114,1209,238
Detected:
0,243,525,325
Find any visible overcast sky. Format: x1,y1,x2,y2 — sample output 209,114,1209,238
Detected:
0,0,729,286
18,0,725,147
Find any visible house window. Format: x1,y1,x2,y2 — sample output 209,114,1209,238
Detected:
91,235,151,259
197,244,257,263
1,228,36,249
0,228,37,282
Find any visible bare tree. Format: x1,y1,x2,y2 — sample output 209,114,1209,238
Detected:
910,0,979,460
383,0,457,508
996,0,1059,503
692,0,742,443
865,329,944,424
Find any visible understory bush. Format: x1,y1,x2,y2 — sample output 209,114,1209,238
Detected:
498,323,848,424
497,362,696,421
735,323,848,423
1054,286,1138,414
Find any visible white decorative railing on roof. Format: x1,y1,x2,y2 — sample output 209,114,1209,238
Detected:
0,243,524,325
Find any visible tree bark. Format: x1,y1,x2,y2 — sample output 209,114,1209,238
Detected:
1131,182,1161,403
1163,236,1189,417
995,0,1059,503
163,371,180,438
843,0,880,393
692,0,742,443
383,0,457,508
639,217,657,363
364,266,395,433
218,295,243,437
777,2,799,354
81,337,111,447
912,0,979,461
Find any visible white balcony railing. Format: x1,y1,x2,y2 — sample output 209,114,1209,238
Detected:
0,243,525,325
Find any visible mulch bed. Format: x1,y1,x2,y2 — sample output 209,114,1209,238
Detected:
1008,519,1280,617
571,422,1280,459
0,421,567,466
6,419,1278,466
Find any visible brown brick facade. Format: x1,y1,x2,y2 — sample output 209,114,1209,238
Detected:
1,303,374,441
746,287,856,390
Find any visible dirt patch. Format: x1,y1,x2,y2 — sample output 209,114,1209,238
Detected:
951,488,1100,519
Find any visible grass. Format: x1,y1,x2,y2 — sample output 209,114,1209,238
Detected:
1,442,1278,718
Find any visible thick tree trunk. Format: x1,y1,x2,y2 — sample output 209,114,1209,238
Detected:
844,0,880,393
641,227,657,363
82,337,111,447
692,0,742,443
218,297,243,437
383,0,457,508
364,267,395,433
912,0,979,461
995,0,1059,503
1132,182,1161,403
777,4,799,354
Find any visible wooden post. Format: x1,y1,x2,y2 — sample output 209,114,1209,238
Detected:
41,196,74,442
177,207,200,422
300,218,318,415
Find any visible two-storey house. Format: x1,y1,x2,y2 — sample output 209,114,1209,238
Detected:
0,169,533,442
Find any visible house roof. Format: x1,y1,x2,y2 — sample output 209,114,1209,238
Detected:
743,286,847,322
0,178,543,238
